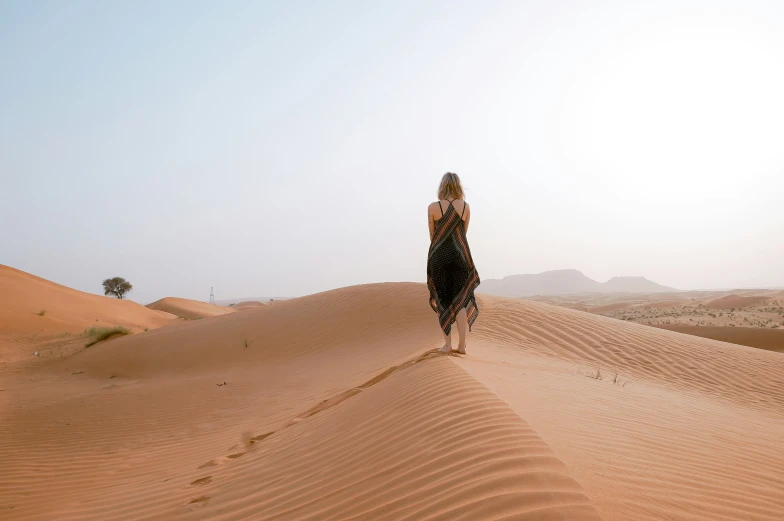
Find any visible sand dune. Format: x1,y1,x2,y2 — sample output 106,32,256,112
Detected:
3,279,784,520
653,324,784,353
704,294,773,309
640,299,687,309
586,302,631,313
146,297,235,320
0,265,175,364
233,300,266,309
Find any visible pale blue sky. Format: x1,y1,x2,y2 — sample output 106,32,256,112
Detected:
2,1,783,303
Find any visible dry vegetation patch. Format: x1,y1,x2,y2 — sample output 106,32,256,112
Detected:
85,326,131,347
597,296,784,329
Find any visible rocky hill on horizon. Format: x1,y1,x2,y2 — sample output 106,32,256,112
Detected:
478,269,676,297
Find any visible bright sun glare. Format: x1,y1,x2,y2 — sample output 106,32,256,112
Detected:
570,20,784,191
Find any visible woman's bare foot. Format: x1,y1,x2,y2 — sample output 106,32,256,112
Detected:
438,344,452,354
454,308,468,355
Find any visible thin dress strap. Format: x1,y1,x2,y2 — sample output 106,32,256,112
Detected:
461,201,467,218
438,200,445,217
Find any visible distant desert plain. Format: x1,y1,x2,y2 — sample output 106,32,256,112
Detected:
478,269,784,353
2,264,784,521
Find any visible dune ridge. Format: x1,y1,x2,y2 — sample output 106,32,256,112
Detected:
198,356,601,520
3,280,784,520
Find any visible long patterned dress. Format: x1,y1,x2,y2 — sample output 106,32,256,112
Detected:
427,200,480,335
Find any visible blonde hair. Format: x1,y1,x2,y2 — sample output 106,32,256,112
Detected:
438,172,465,200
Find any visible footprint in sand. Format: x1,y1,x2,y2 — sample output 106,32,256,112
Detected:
249,432,274,444
197,452,246,470
194,354,441,473
196,432,277,470
194,356,440,472
190,476,212,486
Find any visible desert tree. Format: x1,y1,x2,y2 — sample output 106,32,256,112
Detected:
102,277,133,299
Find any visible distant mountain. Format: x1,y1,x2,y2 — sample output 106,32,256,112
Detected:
478,270,601,297
477,270,675,297
600,276,676,293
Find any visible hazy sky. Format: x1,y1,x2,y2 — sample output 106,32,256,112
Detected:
2,1,783,304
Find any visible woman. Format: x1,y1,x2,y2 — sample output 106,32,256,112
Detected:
427,172,480,354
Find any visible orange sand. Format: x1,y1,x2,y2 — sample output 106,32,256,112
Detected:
2,276,784,520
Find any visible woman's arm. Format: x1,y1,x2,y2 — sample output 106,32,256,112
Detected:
463,203,470,234
428,204,435,241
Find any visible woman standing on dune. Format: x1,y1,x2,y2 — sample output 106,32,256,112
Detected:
427,172,480,354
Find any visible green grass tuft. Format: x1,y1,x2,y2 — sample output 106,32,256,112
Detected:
85,326,131,347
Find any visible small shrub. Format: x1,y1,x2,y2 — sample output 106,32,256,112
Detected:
586,368,604,380
37,309,46,316
611,372,629,387
85,326,131,347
